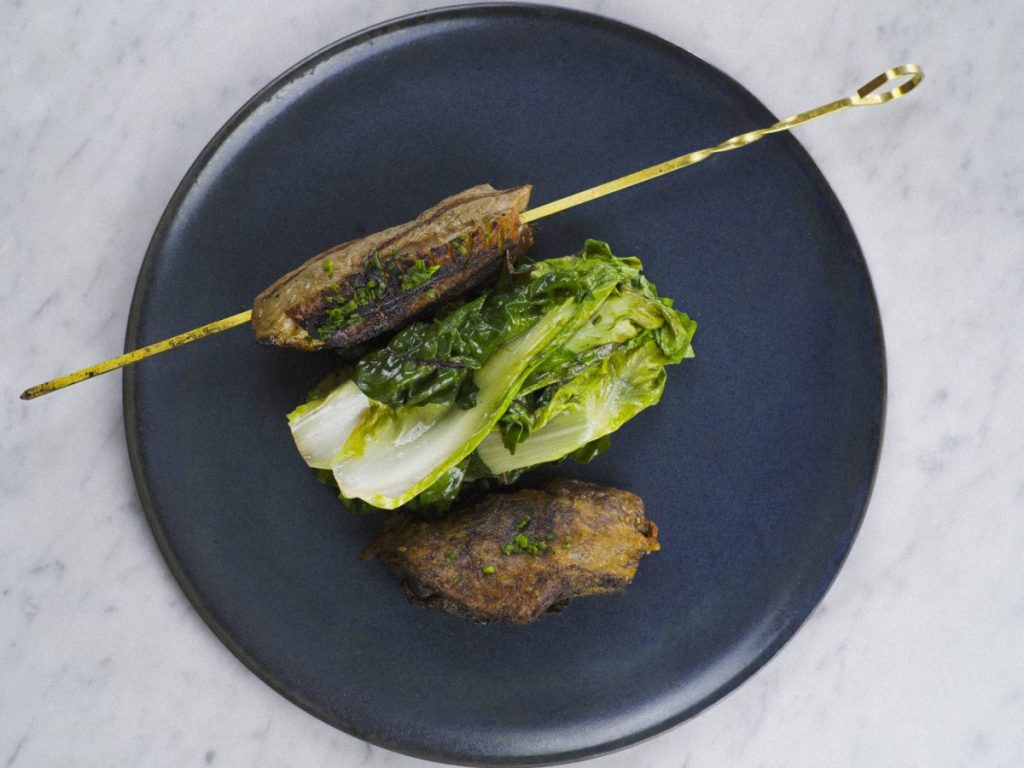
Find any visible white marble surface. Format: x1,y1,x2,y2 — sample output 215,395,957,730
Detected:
2,0,1022,765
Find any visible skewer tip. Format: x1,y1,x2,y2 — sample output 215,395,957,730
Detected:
19,309,253,402
21,382,55,400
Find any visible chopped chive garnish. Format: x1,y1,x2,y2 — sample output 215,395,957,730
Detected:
400,258,440,290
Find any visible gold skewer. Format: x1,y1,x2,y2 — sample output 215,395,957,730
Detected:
20,310,254,400
21,63,922,401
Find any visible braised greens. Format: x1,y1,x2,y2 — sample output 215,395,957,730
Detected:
288,240,696,512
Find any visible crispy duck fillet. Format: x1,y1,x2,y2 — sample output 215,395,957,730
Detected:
363,479,660,624
251,184,533,351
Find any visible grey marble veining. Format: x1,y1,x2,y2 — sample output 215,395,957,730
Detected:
2,0,1022,766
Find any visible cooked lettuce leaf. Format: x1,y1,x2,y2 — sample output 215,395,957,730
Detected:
494,240,695,453
475,334,691,474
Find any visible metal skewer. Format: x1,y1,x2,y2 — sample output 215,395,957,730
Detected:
20,63,922,401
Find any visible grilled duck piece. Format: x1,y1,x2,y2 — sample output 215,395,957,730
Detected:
364,479,659,624
251,184,533,351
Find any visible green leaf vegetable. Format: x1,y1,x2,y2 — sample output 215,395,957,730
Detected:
288,240,696,512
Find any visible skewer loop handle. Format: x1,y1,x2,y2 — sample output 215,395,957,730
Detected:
851,63,923,105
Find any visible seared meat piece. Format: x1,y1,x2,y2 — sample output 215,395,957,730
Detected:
363,479,659,624
251,184,533,351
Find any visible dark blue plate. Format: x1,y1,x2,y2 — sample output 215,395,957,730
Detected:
124,5,883,765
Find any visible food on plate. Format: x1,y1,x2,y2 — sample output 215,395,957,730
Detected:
288,240,696,512
251,184,533,350
363,479,659,623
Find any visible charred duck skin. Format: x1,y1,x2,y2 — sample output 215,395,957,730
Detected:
251,184,533,351
363,479,660,624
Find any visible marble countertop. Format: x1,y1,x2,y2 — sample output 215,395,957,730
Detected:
2,0,1022,766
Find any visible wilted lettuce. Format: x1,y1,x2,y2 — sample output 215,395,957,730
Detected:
288,240,696,513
